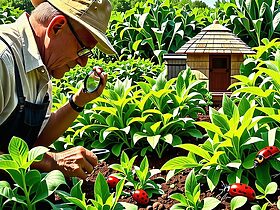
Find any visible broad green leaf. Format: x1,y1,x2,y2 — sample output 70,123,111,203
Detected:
161,156,201,170
255,162,271,188
115,202,138,210
109,164,125,174
63,196,87,209
169,193,188,204
207,168,221,191
241,137,263,146
114,179,125,208
230,196,247,210
150,121,162,134
268,128,278,146
264,182,277,195
147,135,161,149
133,132,148,144
70,180,83,200
103,127,120,140
202,197,220,210
195,122,223,136
226,160,242,169
205,151,225,166
33,170,66,203
162,134,173,144
9,137,29,166
94,173,110,203
251,205,261,210
242,152,256,169
236,107,255,138
28,146,49,164
176,144,211,161
132,40,142,51
127,115,150,125
25,170,41,187
112,143,124,157
0,160,18,170
232,87,275,98
255,182,265,194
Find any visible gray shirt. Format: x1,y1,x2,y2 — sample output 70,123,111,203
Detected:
0,13,52,133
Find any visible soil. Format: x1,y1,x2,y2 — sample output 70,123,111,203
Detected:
78,111,279,210
82,156,279,210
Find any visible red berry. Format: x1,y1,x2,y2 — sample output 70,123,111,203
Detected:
107,175,119,188
132,189,149,205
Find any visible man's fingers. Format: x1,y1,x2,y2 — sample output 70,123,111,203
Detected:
75,168,88,180
85,149,98,167
82,158,94,174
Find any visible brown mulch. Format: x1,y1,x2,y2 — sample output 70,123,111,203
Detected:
81,159,279,210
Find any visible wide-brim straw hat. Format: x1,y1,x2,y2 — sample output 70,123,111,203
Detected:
31,0,116,55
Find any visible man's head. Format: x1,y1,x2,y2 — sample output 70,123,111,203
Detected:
32,0,116,55
30,0,115,79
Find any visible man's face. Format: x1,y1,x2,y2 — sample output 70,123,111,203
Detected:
44,17,97,79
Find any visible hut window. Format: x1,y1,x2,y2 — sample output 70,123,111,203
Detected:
212,57,229,69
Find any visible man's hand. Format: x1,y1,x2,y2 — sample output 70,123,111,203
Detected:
73,66,107,107
45,146,98,180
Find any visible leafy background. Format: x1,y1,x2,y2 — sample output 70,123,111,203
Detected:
0,0,280,209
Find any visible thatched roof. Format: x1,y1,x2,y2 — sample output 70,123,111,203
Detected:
176,20,255,54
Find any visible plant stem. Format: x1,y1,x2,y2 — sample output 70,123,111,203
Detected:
21,171,33,210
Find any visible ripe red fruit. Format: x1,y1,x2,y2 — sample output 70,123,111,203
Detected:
132,189,149,205
107,175,119,188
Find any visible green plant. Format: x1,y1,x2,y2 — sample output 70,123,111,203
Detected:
109,151,164,197
0,137,66,210
162,94,280,190
221,0,280,47
57,173,137,210
255,182,279,207
133,69,208,157
109,151,137,182
0,5,23,24
230,196,247,210
107,0,200,64
170,169,220,210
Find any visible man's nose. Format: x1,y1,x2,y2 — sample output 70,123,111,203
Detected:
76,56,88,67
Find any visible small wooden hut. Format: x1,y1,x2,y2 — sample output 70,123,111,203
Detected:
164,20,255,104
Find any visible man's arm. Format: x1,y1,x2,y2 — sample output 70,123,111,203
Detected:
31,69,107,180
34,69,107,147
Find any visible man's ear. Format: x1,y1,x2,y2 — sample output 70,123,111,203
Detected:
46,15,67,37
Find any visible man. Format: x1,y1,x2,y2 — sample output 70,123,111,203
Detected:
0,0,116,180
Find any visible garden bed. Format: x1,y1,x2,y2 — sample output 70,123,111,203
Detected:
79,110,279,210
81,156,279,210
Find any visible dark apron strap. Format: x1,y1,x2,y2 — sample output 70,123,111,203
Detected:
0,36,49,151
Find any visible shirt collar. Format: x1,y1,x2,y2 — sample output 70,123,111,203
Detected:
16,13,46,74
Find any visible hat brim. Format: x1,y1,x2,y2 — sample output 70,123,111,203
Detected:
70,14,117,55
31,0,116,55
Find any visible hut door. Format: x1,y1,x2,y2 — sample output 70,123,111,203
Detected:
209,55,231,92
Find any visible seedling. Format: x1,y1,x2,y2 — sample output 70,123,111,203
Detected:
0,137,66,209
57,173,137,210
110,152,163,195
170,169,220,210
